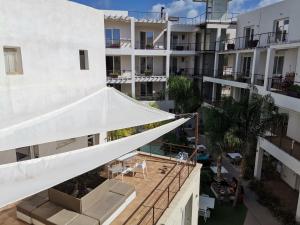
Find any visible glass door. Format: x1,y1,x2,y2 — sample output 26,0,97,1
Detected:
274,18,289,42
244,27,254,48
242,56,252,77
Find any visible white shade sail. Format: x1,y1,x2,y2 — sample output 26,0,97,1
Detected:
0,87,174,151
0,118,189,208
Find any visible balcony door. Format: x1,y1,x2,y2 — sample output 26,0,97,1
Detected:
106,56,120,76
140,82,153,97
171,57,178,74
140,32,154,49
274,18,289,42
244,26,254,48
242,56,252,77
105,29,120,48
140,57,153,75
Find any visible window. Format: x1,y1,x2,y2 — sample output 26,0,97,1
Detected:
244,26,254,48
16,147,31,161
242,56,252,76
182,34,186,41
273,56,284,75
140,57,153,75
140,32,154,49
141,82,153,96
4,47,23,75
106,56,120,75
274,18,289,42
79,50,89,70
105,29,120,48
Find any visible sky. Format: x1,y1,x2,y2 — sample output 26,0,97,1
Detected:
71,0,283,18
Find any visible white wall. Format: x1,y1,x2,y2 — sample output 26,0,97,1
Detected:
287,111,300,142
237,0,300,42
280,164,298,190
0,0,106,126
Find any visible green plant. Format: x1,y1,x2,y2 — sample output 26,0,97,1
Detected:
287,84,300,94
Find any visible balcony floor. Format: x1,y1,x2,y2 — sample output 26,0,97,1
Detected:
265,136,300,161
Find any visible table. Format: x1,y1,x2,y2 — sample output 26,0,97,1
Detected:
199,196,215,210
227,152,242,159
210,166,228,174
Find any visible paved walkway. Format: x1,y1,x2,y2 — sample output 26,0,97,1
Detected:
222,157,281,225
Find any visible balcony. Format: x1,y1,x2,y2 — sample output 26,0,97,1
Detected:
136,94,165,101
106,39,131,48
219,32,289,51
267,73,300,99
171,43,197,51
170,68,198,77
106,70,132,84
216,72,251,84
135,41,166,50
135,73,167,82
128,11,167,23
265,135,300,162
253,74,265,86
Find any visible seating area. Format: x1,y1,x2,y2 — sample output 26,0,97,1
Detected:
16,179,136,225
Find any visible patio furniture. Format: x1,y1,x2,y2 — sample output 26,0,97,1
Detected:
199,208,211,223
176,152,189,164
117,151,138,162
134,160,148,179
121,167,135,181
199,195,215,210
107,164,124,179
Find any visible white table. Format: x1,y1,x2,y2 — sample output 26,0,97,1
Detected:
210,166,228,174
199,196,215,210
187,137,195,142
227,153,242,159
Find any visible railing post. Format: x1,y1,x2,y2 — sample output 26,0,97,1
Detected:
152,206,155,224
167,186,170,206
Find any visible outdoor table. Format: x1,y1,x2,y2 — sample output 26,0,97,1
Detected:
227,152,242,159
210,166,228,174
199,196,215,210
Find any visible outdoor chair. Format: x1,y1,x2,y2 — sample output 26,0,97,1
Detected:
199,208,210,223
134,160,148,179
176,152,189,164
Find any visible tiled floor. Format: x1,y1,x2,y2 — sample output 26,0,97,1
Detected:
0,154,193,225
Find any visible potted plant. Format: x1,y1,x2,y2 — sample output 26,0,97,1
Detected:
287,84,300,98
146,44,154,49
227,43,235,50
144,69,153,76
109,71,120,79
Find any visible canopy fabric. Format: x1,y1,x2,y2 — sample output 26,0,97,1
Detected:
0,118,189,208
0,87,174,151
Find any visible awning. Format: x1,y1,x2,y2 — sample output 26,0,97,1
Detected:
0,118,189,208
0,87,174,151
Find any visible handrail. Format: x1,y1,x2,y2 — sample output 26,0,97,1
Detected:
136,150,197,225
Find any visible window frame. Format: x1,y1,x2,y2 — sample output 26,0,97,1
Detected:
4,47,23,75
79,50,89,70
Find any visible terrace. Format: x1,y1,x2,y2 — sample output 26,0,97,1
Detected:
0,149,198,225
267,74,300,99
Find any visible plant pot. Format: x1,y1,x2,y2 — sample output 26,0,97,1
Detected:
227,43,235,50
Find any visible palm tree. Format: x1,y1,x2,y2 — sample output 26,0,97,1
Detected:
167,76,200,113
203,93,287,206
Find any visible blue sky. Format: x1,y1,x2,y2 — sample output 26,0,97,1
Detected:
71,0,282,18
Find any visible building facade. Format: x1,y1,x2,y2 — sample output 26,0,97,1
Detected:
202,0,300,221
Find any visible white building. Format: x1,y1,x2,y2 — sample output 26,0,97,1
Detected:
0,1,203,225
202,0,300,221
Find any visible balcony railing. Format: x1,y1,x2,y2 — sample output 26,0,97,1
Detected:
169,11,238,25
267,73,300,99
171,43,197,51
123,143,197,225
105,39,131,48
106,70,132,83
219,32,289,51
216,72,251,84
254,74,265,86
170,68,197,77
136,94,165,101
135,41,166,50
128,11,167,21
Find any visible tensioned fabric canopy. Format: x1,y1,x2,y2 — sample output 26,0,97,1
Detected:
0,118,189,208
0,87,174,151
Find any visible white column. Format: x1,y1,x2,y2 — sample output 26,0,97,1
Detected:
131,18,136,98
213,28,222,77
234,53,241,79
295,47,300,83
264,48,275,90
165,21,171,100
296,187,300,223
254,142,264,180
251,49,260,84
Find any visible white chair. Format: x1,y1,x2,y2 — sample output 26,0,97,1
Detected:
176,152,189,164
199,209,210,223
134,160,148,179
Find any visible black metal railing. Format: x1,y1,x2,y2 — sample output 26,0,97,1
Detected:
136,72,166,77
267,73,300,99
106,70,132,78
135,41,166,50
171,43,197,51
128,11,167,21
105,39,131,48
254,74,265,86
219,32,289,51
